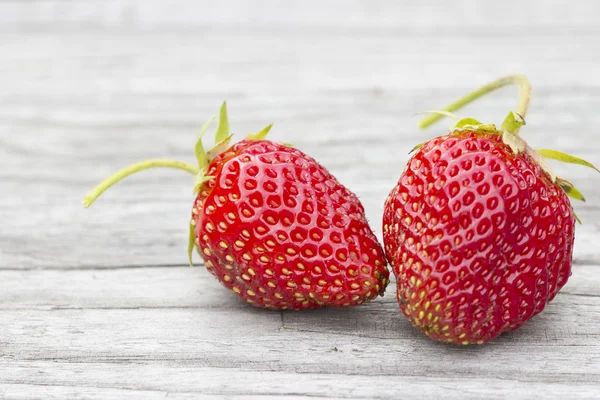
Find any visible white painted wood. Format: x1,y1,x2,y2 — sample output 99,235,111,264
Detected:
2,265,600,310
1,267,600,399
2,0,600,30
2,4,600,269
2,1,600,398
2,370,600,400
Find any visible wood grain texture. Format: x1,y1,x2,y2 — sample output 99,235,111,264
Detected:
2,1,600,399
2,0,600,30
2,31,600,268
1,266,600,398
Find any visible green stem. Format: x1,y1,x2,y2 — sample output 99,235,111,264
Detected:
419,74,532,131
82,159,199,208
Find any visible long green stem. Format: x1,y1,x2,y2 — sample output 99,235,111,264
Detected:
82,159,199,208
419,74,532,130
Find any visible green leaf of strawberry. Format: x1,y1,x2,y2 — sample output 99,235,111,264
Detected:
195,116,216,170
214,101,230,144
247,123,274,141
501,111,525,133
556,178,586,202
188,221,196,266
537,149,600,173
455,117,482,129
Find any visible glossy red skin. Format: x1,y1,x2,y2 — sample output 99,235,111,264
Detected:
383,131,575,344
193,139,389,310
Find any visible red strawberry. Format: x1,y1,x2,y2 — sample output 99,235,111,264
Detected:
84,102,389,310
383,75,598,344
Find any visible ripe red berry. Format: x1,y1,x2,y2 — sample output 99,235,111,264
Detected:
384,76,598,344
194,139,388,309
84,103,389,310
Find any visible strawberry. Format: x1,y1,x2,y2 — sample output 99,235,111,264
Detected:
383,75,598,344
84,102,389,310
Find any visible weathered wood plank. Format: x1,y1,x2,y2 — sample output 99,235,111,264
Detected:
2,31,600,99
1,299,599,396
1,85,600,269
2,368,600,400
1,265,599,310
1,267,599,385
1,0,600,31
2,22,600,268
1,299,599,375
2,185,599,269
2,1,600,398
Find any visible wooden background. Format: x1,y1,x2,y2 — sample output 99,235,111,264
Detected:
2,1,600,398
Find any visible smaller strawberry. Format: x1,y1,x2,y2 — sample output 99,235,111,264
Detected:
383,75,598,345
84,102,389,310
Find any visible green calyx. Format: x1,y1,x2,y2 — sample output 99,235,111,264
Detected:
188,103,273,265
188,221,197,266
536,150,600,173
501,111,526,133
416,74,599,223
191,102,274,193
195,117,217,170
193,102,233,192
247,123,273,141
82,101,275,266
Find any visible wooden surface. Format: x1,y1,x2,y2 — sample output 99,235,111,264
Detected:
2,1,600,398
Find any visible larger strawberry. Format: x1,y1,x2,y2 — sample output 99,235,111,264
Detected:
383,75,598,344
84,102,389,310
